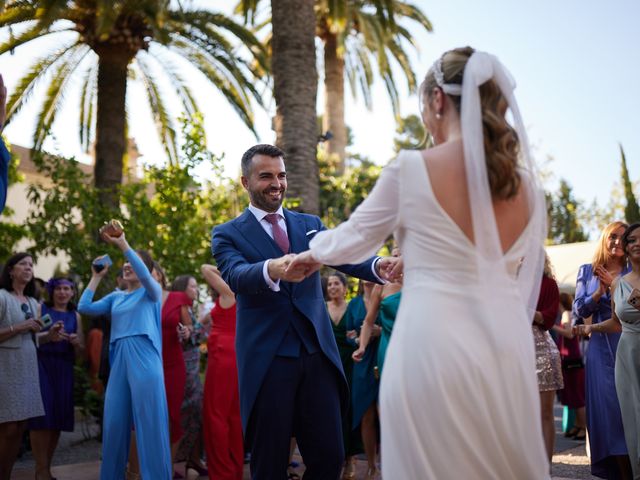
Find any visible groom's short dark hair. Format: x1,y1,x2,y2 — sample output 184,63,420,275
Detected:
241,144,285,177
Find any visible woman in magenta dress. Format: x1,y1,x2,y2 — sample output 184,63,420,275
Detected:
201,264,243,480
29,277,83,480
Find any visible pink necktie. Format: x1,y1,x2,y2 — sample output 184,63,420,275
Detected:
264,214,290,254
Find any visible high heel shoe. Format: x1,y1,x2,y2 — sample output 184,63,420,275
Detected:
185,460,209,477
573,427,586,441
365,466,379,480
341,458,356,479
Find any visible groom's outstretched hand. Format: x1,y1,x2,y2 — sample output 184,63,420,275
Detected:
268,254,308,282
377,256,404,283
285,250,322,280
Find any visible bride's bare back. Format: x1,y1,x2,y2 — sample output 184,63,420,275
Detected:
422,139,530,254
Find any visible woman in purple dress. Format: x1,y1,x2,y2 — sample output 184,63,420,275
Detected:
29,277,84,480
574,221,632,479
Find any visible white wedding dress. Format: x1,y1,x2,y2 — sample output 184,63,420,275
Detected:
310,149,550,478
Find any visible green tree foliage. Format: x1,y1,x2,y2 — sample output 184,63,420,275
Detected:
318,149,381,227
620,144,640,224
0,138,29,259
393,114,429,154
1,1,267,208
25,114,244,290
547,178,588,244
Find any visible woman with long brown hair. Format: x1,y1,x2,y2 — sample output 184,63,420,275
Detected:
289,47,549,477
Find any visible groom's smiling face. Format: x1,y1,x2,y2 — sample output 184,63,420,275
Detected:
242,154,288,212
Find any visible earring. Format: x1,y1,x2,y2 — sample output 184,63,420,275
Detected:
436,113,442,120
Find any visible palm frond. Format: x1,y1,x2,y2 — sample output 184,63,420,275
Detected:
134,55,179,165
0,25,76,56
0,2,37,27
170,39,257,136
143,47,197,116
79,64,98,152
5,41,81,125
33,45,92,150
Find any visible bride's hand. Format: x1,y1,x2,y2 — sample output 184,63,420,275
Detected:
285,250,322,278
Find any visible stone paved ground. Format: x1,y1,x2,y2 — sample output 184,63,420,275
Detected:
13,406,597,479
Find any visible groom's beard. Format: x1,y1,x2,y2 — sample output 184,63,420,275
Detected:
250,187,286,212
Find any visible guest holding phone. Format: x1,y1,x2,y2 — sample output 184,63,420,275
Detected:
78,226,171,480
29,277,84,480
0,253,64,479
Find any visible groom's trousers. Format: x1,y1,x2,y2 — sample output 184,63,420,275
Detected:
246,347,344,479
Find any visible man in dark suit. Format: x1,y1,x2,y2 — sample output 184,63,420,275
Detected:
212,144,386,479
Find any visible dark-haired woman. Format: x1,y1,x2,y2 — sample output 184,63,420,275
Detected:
29,277,84,480
171,275,208,477
0,253,64,479
288,47,551,477
202,264,242,480
161,273,192,473
78,231,171,480
325,271,361,479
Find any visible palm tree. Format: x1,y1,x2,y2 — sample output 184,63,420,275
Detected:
270,0,319,214
241,0,432,174
0,1,268,209
317,1,432,172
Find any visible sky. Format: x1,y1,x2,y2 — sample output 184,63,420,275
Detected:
0,0,638,212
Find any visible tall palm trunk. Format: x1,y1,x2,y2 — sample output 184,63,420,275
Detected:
323,31,347,175
271,0,319,214
94,51,130,210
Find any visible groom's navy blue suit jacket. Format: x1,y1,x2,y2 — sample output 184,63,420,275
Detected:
212,208,380,432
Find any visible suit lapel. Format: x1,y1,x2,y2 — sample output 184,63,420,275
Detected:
235,209,282,260
284,209,307,255
235,208,293,294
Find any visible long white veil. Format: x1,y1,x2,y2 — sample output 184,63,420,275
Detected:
456,51,546,320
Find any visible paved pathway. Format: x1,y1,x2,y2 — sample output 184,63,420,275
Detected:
13,404,596,479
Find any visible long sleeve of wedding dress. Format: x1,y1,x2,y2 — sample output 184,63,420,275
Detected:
310,155,401,264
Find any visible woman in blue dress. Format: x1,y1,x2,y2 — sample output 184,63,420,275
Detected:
577,223,640,479
29,277,84,480
574,221,632,479
78,229,171,480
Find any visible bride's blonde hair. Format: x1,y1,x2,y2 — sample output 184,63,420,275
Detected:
421,47,520,200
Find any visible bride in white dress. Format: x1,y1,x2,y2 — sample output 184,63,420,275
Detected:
289,47,550,478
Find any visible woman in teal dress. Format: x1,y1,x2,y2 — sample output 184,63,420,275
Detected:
325,272,362,479
345,280,380,479
577,222,640,478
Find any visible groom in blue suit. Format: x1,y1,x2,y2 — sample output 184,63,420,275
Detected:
212,144,384,479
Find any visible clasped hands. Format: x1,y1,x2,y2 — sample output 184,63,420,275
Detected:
268,251,404,283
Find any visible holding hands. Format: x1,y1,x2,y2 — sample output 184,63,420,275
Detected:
283,251,405,283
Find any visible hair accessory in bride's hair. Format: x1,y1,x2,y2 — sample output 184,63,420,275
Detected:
432,57,462,96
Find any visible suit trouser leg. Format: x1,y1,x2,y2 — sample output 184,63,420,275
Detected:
127,336,172,480
294,352,344,480
247,356,298,480
100,340,133,480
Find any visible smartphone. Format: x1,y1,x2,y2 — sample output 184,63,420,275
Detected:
92,254,113,273
628,288,640,311
39,313,52,328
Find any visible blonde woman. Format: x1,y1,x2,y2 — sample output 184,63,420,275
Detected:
573,221,631,479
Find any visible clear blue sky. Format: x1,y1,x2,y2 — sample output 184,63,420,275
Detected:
0,0,638,211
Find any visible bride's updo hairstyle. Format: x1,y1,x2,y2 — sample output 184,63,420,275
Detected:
422,46,521,200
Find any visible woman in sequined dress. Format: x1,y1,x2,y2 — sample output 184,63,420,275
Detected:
532,257,562,463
